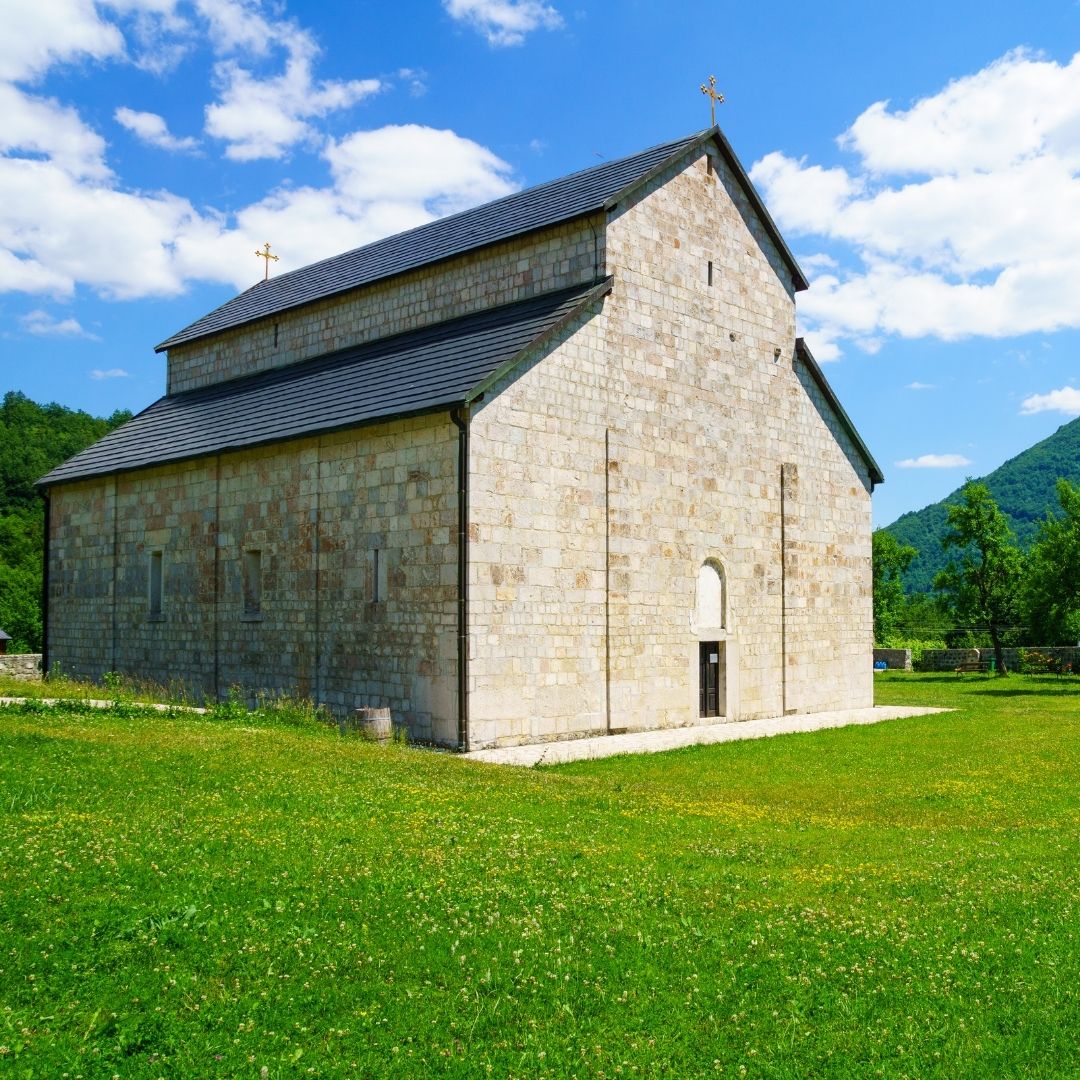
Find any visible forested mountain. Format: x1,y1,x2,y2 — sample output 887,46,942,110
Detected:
0,392,131,652
885,415,1080,593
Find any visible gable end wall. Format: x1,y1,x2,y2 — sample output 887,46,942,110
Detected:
466,149,872,747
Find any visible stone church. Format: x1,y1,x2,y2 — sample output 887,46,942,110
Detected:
40,126,883,750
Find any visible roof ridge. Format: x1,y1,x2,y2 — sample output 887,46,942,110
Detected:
232,130,710,301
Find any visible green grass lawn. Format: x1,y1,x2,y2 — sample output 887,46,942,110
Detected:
1,674,1078,1078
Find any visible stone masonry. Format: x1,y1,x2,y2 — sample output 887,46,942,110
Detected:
167,220,602,395
0,654,42,680
467,149,872,746
48,415,460,743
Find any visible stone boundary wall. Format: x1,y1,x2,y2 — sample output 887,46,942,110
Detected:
919,647,1080,672
994,647,1080,671
873,648,912,671
918,648,982,672
0,654,42,680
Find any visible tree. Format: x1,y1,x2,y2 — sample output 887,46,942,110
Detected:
1024,478,1080,645
934,481,1024,675
0,392,131,652
872,529,916,643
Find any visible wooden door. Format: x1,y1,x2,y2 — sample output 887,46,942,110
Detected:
699,641,721,717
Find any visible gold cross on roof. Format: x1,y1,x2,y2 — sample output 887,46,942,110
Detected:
700,75,724,126
255,241,280,280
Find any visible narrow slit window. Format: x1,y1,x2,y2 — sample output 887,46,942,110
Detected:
149,550,163,617
372,548,381,603
707,260,714,286
243,550,262,615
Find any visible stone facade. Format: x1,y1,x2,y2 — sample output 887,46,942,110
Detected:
45,134,877,749
48,416,460,743
467,151,872,746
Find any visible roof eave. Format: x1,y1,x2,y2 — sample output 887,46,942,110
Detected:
795,338,884,488
37,402,461,490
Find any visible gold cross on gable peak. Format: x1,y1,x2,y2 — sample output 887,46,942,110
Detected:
255,241,280,281
700,75,724,126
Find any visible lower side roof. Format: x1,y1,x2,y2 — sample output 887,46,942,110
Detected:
40,280,611,487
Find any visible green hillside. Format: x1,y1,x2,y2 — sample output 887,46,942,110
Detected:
0,392,131,651
885,415,1080,593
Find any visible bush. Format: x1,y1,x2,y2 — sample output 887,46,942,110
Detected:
881,636,948,672
1016,649,1074,676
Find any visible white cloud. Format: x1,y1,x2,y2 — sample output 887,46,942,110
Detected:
798,252,838,272
907,382,936,390
176,127,518,284
841,48,1080,176
0,83,109,179
798,329,840,361
750,49,1080,355
115,107,198,152
750,152,857,234
206,60,380,161
896,454,973,469
327,125,516,215
0,4,520,302
0,155,214,298
0,120,521,299
204,18,380,161
100,0,193,74
6,0,382,162
1019,386,1080,416
397,68,428,98
1,0,124,82
21,309,99,338
444,0,562,46
90,367,130,378
0,250,72,294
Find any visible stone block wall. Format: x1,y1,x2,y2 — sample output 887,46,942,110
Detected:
166,219,604,395
467,309,611,747
47,477,117,678
466,147,873,748
997,646,1080,671
604,148,872,724
0,654,42,680
48,414,459,743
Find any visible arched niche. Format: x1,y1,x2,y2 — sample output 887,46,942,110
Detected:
696,559,726,634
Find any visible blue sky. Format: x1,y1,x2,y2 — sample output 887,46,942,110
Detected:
2,0,1079,527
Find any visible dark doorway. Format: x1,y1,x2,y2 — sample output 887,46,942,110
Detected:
699,641,725,718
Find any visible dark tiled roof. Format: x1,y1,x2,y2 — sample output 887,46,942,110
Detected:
795,338,884,488
42,281,610,487
157,127,806,352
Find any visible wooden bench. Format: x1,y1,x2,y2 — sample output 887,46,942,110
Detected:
954,660,992,675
